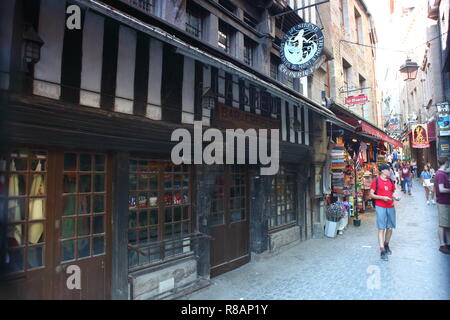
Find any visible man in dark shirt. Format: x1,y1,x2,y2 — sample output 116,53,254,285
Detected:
400,161,412,195
435,156,450,254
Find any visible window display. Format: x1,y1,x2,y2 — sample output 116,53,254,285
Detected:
127,160,192,269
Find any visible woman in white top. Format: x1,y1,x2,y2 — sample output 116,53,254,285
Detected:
421,164,436,205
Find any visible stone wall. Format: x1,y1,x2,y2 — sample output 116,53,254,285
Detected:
268,225,301,252
317,0,379,125
129,256,198,300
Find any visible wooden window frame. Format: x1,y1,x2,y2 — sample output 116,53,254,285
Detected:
127,161,194,271
186,2,202,38
243,37,255,66
1,149,49,275
60,152,108,263
268,168,297,230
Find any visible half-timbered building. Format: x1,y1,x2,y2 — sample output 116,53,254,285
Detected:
0,0,355,299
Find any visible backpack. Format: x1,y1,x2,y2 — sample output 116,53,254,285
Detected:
371,177,395,207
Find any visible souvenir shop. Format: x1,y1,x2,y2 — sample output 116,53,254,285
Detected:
325,134,390,236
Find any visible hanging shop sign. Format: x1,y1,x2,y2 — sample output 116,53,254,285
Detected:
412,124,430,148
438,138,450,157
388,117,400,131
437,102,450,136
280,22,325,78
345,94,368,105
279,55,326,78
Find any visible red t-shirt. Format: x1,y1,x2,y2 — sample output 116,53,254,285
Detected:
370,177,396,208
400,166,411,178
435,170,450,205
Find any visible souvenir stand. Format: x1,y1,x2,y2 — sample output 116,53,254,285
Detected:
327,137,354,236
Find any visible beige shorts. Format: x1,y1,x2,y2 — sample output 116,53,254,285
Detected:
437,203,450,228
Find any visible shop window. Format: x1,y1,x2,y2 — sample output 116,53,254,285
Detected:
210,172,225,227
1,149,48,274
127,161,192,269
60,152,107,262
268,167,297,230
229,166,246,223
209,165,246,226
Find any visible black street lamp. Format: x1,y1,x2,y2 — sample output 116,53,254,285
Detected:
23,24,44,65
399,58,419,81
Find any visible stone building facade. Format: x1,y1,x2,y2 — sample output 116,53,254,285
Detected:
316,0,381,126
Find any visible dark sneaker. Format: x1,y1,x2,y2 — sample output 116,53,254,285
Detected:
439,246,450,255
384,244,392,255
380,250,389,261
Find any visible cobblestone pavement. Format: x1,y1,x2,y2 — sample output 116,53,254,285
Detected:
185,179,450,300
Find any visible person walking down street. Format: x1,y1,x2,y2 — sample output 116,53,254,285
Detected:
411,160,418,179
388,162,396,182
434,157,450,254
392,150,399,162
421,164,436,205
400,161,412,195
370,164,401,261
428,162,436,203
394,160,401,185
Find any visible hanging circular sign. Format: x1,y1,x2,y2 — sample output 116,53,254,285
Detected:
280,23,324,72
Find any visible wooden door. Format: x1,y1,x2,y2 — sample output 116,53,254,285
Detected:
0,149,111,299
53,151,111,299
0,148,53,299
210,166,249,277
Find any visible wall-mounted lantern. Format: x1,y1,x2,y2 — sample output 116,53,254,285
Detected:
201,88,216,110
23,24,44,65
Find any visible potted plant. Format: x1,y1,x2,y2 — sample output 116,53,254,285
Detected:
325,203,345,238
353,203,361,227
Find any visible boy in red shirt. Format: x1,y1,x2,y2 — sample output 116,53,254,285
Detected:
370,164,401,261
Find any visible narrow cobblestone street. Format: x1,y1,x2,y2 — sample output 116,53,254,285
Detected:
186,179,450,300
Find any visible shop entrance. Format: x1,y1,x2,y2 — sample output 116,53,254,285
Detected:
1,148,111,299
209,166,250,277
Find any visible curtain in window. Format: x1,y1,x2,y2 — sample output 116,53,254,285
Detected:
8,160,21,245
29,161,45,244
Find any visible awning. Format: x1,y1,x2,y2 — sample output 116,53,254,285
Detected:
357,122,403,148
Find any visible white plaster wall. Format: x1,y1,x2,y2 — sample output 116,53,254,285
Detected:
115,25,136,114
80,11,104,108
182,56,195,124
33,0,66,99
147,38,163,120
